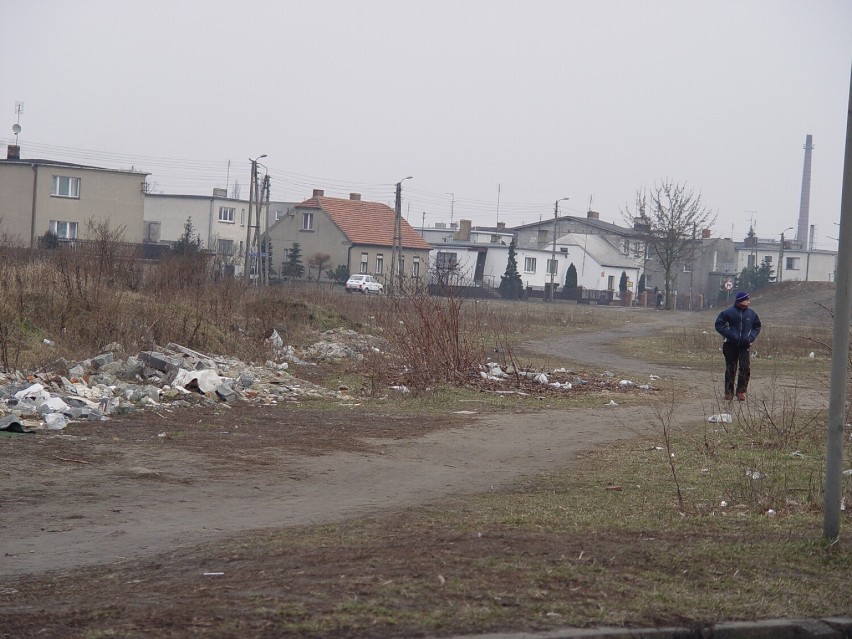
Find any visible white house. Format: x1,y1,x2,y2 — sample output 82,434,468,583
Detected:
734,238,837,283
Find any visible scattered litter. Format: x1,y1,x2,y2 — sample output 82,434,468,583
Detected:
708,414,732,423
202,572,224,576
842,469,852,476
618,380,634,387
389,385,410,394
453,410,478,415
605,484,622,491
720,501,728,507
808,351,815,360
790,451,805,459
746,469,764,480
605,399,618,407
649,374,661,380
766,509,777,517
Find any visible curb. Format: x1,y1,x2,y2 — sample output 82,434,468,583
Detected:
434,617,852,639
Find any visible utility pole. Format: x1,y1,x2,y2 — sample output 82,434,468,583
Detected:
262,174,271,285
823,62,852,541
550,197,569,302
390,177,412,295
244,154,266,281
496,183,501,227
778,227,792,283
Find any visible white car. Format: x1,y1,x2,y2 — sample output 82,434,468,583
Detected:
345,274,384,294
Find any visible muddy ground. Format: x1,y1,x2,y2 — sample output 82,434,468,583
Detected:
0,292,836,637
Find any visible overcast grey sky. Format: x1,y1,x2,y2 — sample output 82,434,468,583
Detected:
2,0,850,248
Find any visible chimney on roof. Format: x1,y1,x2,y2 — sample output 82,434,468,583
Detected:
7,145,20,160
213,187,227,197
312,189,324,197
497,221,506,230
702,228,712,239
455,219,472,242
587,210,600,220
349,193,361,201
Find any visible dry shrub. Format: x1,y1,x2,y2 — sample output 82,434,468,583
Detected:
373,286,487,390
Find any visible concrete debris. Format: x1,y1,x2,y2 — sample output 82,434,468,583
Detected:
0,336,359,433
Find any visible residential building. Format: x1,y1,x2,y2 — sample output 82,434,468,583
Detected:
512,211,644,298
265,189,432,285
0,144,148,246
418,220,513,290
143,188,296,274
734,236,837,284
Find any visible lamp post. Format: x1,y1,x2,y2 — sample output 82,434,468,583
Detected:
778,227,792,283
244,154,267,281
550,198,569,302
390,176,413,294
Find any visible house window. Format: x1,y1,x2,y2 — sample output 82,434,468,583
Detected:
546,258,558,276
144,221,161,243
51,176,81,198
360,252,368,274
682,263,692,273
240,209,246,226
376,253,384,274
302,212,314,231
412,256,420,277
623,240,630,255
49,220,78,239
537,229,548,244
524,257,536,273
786,257,800,270
399,255,405,275
436,251,458,271
239,240,244,257
282,248,290,262
607,275,615,291
218,207,236,223
747,254,756,268
218,239,235,256
763,255,772,263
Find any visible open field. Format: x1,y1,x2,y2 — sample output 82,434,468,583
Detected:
0,282,850,638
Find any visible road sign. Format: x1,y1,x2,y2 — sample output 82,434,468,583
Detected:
724,280,734,290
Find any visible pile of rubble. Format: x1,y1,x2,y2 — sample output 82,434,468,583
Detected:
0,328,383,434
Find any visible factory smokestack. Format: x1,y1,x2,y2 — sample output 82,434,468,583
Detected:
797,134,813,251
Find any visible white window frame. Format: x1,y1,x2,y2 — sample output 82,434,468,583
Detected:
546,258,558,276
360,252,368,274
302,212,314,231
375,253,384,275
524,257,537,273
412,256,420,277
218,206,236,223
51,175,81,198
49,220,78,239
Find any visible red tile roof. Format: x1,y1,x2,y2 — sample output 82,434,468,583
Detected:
299,195,431,250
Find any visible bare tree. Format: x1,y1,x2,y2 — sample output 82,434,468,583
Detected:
308,252,331,281
623,180,715,310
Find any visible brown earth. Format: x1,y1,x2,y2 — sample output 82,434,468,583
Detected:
0,286,837,638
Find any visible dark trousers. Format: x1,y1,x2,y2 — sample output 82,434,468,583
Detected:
722,341,751,396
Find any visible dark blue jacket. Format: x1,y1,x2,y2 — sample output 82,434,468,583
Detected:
715,304,761,348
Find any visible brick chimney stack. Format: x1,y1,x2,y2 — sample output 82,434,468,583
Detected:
7,145,20,160
349,193,361,201
312,189,324,197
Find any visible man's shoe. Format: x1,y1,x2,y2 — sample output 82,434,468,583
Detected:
736,392,746,401
724,393,734,401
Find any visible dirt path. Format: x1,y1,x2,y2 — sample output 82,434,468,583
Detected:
0,308,824,578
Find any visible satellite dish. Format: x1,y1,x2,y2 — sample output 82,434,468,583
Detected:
12,123,21,134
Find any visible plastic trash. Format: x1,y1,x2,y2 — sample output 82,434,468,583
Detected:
708,414,732,423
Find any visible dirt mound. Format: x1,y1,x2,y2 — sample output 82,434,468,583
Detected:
747,281,836,326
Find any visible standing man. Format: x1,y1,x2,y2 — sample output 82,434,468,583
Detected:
715,291,761,401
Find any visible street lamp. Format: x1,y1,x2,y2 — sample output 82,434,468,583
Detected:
550,197,570,302
391,176,413,294
244,154,268,281
778,227,793,283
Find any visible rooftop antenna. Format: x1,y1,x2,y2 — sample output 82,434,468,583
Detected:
496,183,501,226
12,101,23,144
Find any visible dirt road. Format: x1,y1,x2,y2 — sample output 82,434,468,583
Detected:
0,306,822,579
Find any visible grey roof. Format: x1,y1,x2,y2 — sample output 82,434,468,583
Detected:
0,157,149,175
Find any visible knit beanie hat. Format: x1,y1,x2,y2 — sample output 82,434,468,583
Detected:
735,291,749,304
